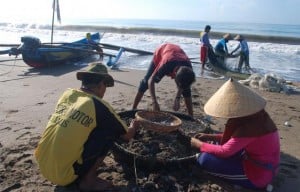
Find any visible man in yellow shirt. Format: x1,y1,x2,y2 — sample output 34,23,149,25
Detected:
35,63,139,191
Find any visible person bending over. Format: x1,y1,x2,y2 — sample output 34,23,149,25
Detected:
132,43,196,117
214,33,232,63
231,34,250,72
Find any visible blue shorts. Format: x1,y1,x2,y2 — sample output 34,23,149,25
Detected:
197,152,257,189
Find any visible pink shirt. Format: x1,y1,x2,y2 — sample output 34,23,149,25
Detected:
201,131,280,188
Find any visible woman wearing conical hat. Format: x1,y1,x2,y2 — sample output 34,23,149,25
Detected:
191,78,280,190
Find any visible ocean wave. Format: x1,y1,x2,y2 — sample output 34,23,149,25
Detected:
1,22,300,45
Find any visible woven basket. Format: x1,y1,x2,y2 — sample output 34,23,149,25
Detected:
135,110,182,133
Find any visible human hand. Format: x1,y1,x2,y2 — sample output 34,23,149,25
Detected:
191,137,203,149
129,118,140,130
194,133,211,141
195,133,220,143
122,119,140,141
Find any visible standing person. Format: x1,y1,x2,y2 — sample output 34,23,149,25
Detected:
200,25,212,75
86,32,104,60
35,63,139,191
190,78,280,190
132,43,196,117
231,35,250,72
214,33,232,62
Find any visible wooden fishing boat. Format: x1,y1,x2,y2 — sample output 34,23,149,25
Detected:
7,33,102,68
207,48,251,80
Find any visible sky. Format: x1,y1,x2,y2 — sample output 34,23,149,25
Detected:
0,0,299,25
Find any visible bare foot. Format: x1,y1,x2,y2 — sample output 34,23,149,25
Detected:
79,177,115,191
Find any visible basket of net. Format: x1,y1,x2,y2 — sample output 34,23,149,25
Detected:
112,110,210,171
135,110,182,133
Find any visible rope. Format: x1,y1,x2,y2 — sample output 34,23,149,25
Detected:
133,155,142,192
0,57,18,76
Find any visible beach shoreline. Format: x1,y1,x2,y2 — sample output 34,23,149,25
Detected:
56,25,300,45
0,59,300,191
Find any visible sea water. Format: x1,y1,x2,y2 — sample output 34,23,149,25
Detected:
0,19,299,82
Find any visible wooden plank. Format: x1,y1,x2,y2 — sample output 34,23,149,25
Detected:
0,44,20,47
99,43,153,55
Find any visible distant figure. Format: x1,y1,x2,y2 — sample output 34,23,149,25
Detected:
214,33,232,62
200,25,212,75
231,35,250,72
191,78,280,190
86,33,104,60
132,43,196,117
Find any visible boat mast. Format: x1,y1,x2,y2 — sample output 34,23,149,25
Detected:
51,0,55,44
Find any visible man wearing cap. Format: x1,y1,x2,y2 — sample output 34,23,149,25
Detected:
231,34,250,72
190,78,280,190
132,43,196,117
214,33,232,62
35,63,139,191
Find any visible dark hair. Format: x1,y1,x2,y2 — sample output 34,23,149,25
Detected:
204,25,211,31
175,66,195,89
81,73,105,86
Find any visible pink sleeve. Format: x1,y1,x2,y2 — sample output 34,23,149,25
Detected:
200,137,256,158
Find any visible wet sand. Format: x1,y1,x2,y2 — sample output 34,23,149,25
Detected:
0,59,300,191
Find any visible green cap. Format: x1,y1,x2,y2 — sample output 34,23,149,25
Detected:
76,63,114,87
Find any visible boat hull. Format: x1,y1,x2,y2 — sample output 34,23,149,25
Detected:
20,33,100,68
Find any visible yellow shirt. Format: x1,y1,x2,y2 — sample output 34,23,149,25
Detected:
35,89,127,185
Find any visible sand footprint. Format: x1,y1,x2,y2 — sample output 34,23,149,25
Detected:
16,131,31,140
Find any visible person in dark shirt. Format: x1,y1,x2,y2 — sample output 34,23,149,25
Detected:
214,33,232,63
35,63,139,191
231,35,250,72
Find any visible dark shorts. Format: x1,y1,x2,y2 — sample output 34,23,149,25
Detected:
138,61,192,97
72,127,115,182
138,61,156,93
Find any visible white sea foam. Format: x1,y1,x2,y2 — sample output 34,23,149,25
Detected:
0,25,299,82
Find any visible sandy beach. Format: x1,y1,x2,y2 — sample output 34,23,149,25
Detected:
0,58,300,192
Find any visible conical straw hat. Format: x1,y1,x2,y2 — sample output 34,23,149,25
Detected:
204,78,266,118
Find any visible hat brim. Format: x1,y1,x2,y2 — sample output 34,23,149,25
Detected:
204,79,266,118
223,34,232,40
76,71,114,87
